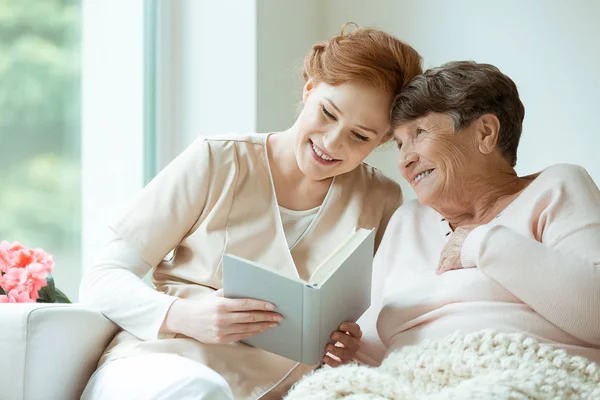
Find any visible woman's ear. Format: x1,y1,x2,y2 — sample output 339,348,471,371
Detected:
476,114,501,155
302,79,316,104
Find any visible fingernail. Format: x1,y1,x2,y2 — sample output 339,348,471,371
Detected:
273,315,283,321
269,322,278,328
265,303,275,310
340,323,347,330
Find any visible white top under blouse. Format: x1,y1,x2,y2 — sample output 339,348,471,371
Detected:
278,205,320,249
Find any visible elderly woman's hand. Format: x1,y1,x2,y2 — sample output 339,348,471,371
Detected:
321,322,362,367
437,225,478,275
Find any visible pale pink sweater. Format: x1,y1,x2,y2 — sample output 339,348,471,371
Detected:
357,164,600,366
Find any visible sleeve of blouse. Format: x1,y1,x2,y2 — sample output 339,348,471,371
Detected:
80,136,219,339
108,136,215,266
79,235,177,340
461,165,600,346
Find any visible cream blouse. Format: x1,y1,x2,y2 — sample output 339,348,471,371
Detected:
80,133,403,400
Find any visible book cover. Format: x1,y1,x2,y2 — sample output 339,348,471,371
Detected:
222,228,374,365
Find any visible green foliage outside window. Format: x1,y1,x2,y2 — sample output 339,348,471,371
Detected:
0,1,81,270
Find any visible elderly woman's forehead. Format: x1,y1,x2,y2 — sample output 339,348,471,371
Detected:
392,119,419,137
421,112,453,124
395,112,452,130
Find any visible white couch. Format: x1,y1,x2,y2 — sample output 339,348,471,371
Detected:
0,304,119,400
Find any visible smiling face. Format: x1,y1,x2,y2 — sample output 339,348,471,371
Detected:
393,112,479,206
293,80,393,181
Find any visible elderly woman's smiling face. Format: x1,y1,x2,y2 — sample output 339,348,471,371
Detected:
393,112,479,206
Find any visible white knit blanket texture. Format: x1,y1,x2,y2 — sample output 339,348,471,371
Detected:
285,330,600,399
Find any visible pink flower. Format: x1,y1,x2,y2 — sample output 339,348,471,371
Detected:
1,267,28,293
13,248,35,269
2,243,53,271
33,249,54,273
27,263,50,292
0,241,18,273
0,241,54,302
0,289,34,303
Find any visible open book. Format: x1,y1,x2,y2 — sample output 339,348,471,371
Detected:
222,228,374,365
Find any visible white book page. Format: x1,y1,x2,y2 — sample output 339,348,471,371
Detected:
309,229,371,285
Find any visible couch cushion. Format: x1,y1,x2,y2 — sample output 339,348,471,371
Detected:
0,304,118,400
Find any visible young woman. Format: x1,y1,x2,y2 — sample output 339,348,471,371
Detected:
80,26,422,400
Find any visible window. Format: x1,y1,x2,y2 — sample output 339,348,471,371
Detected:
1,0,258,301
0,1,82,299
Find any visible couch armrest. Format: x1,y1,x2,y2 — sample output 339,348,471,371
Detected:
0,303,119,400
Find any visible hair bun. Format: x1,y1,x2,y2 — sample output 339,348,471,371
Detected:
302,24,422,95
340,22,359,36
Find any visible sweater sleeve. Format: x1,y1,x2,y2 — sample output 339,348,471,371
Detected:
354,243,389,366
79,136,218,339
79,236,178,340
355,206,405,366
461,165,600,345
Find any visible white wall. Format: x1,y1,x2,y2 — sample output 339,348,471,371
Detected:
163,0,258,156
168,0,324,147
323,0,600,199
81,0,145,300
256,0,324,133
166,1,600,201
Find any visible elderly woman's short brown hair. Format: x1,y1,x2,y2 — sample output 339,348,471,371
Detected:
391,61,525,166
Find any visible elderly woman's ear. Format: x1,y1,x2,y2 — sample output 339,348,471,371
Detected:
475,113,501,155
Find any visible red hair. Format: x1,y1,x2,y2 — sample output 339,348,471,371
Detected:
303,24,422,95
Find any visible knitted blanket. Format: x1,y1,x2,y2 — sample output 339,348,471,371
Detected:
285,330,600,399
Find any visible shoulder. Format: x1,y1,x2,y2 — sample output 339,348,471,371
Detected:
180,133,267,163
203,132,267,147
377,200,439,252
388,199,436,227
378,200,438,242
348,163,403,213
159,134,265,178
350,163,402,194
197,133,267,153
532,164,599,196
519,164,600,228
539,163,596,185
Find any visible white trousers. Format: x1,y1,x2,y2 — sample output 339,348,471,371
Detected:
81,354,235,400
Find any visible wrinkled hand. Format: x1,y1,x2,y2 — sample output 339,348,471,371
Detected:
321,322,362,367
437,225,477,275
165,288,282,344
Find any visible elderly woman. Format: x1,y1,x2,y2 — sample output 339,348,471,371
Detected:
286,61,600,399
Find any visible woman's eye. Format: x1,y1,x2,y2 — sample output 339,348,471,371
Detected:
416,128,424,136
392,137,402,149
321,105,336,120
353,132,369,142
